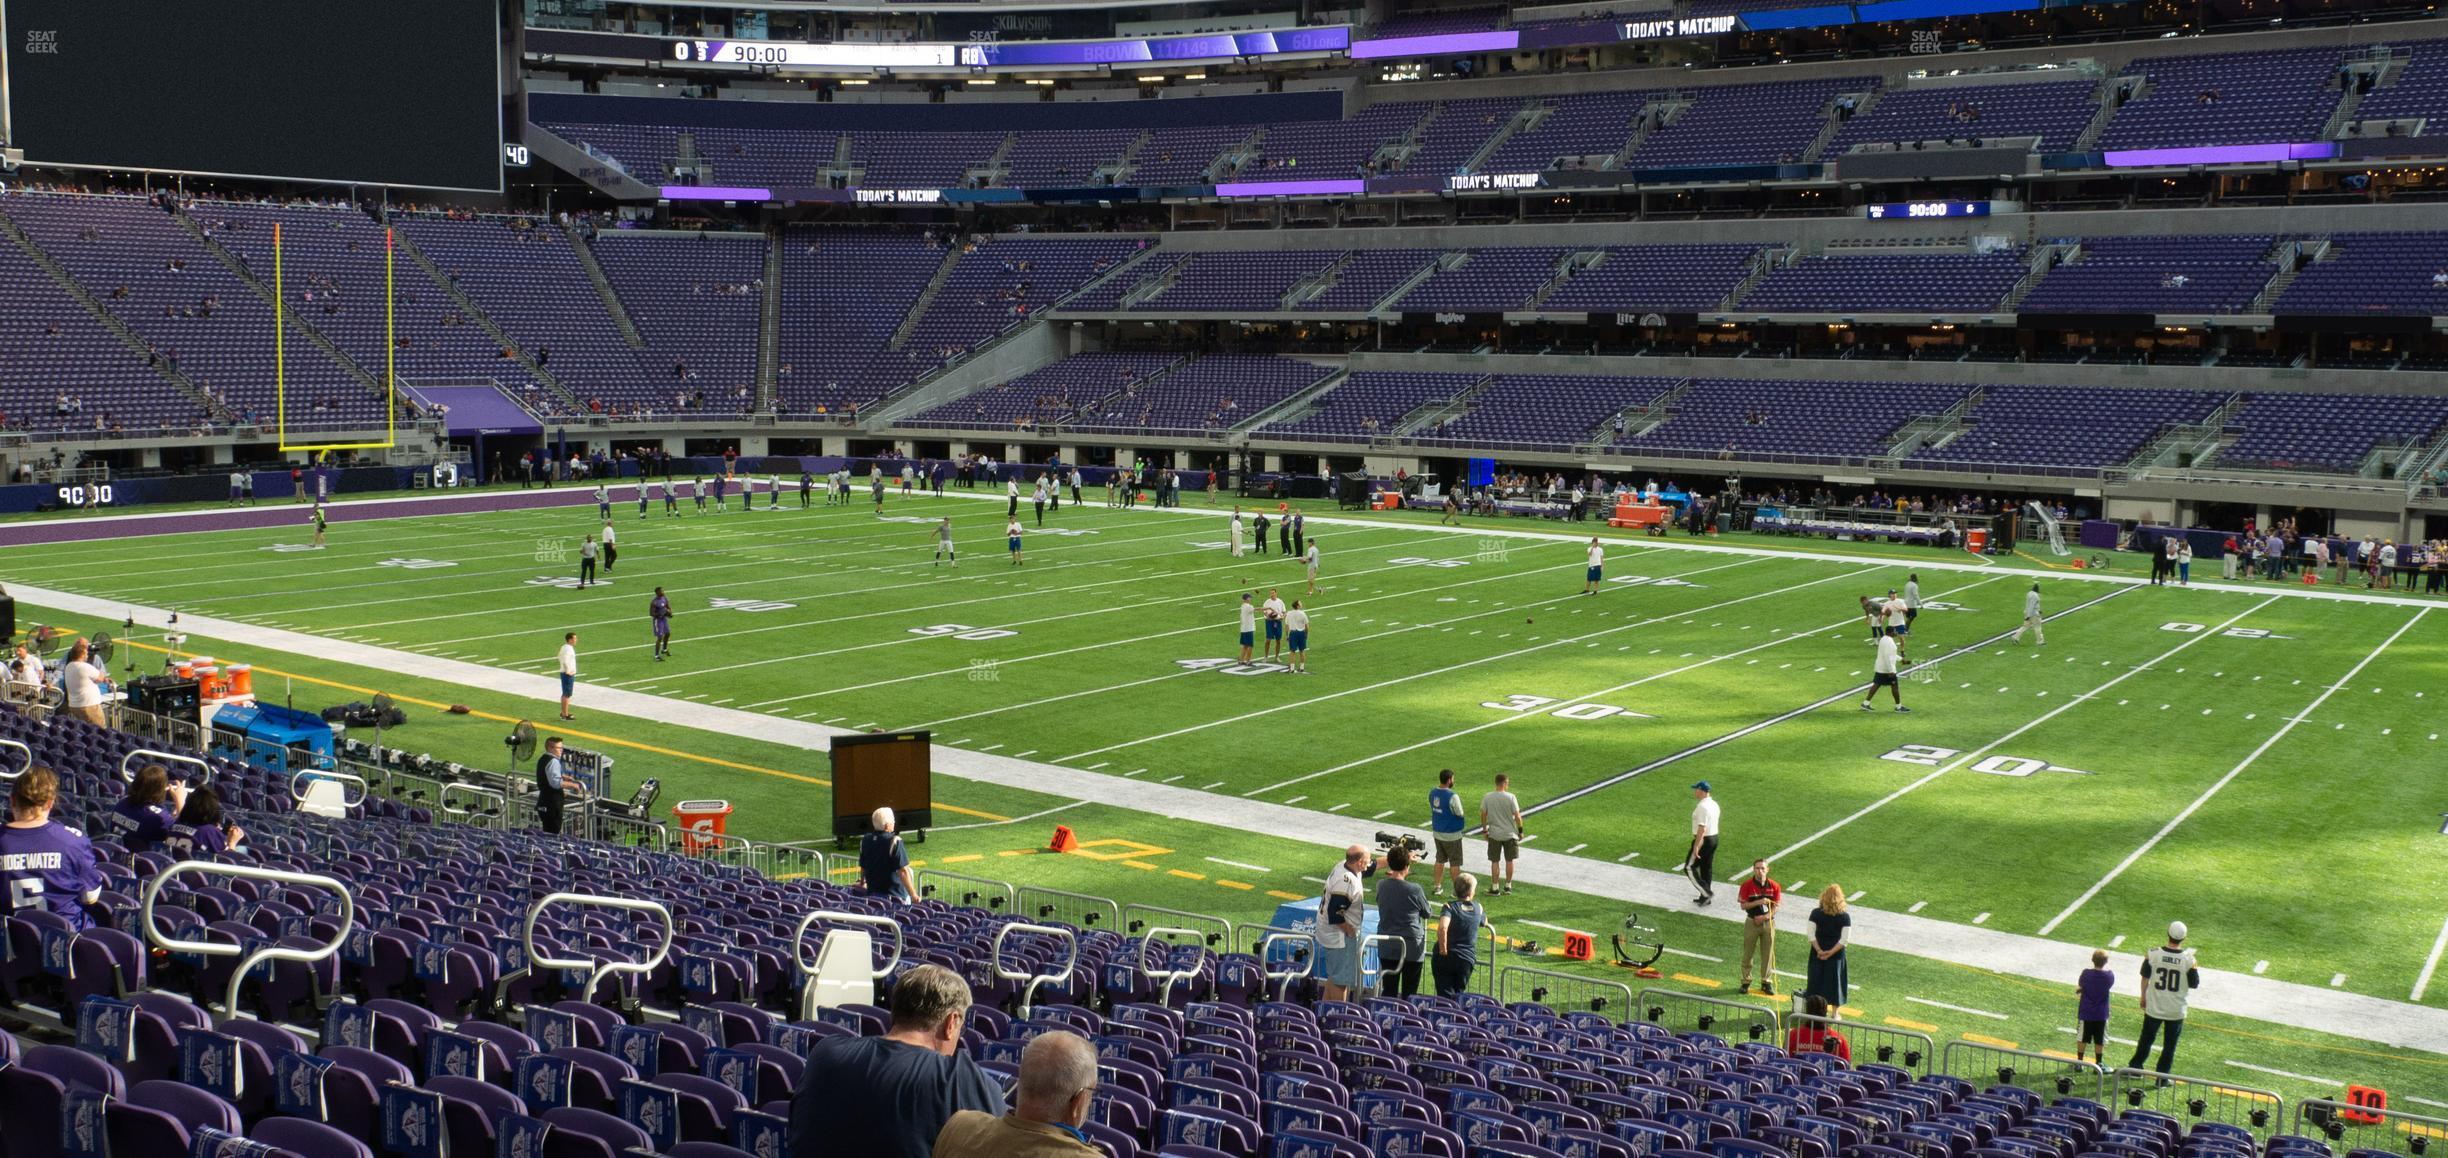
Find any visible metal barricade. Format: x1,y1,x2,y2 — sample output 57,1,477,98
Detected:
2109,1069,2282,1140
289,768,369,814
121,747,213,786
1124,904,1230,949
1015,884,1119,932
115,705,208,755
139,861,354,1014
991,922,1078,1018
792,910,906,1020
1234,921,1304,958
1789,1011,1934,1075
1635,986,1780,1042
1942,1040,2107,1101
2293,1099,2448,1157
1495,964,1634,1023
768,841,831,881
439,783,508,830
0,738,30,781
1257,931,1317,1004
521,893,674,1005
1135,927,1211,1007
593,810,670,853
917,869,1014,912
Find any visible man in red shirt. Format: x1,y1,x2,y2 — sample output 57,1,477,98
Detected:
1738,858,1782,996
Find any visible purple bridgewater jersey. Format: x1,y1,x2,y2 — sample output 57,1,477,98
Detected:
1,820,105,929
106,798,177,854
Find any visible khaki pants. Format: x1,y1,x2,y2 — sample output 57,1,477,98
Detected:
72,704,106,728
1741,916,1777,985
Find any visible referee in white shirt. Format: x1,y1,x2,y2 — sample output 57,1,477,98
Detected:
1684,781,1721,906
557,632,579,721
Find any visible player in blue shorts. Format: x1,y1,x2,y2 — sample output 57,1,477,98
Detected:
663,479,679,517
1261,589,1287,661
712,474,727,512
1285,600,1311,675
595,484,612,521
1237,593,1256,663
1006,518,1024,565
637,484,649,519
1584,537,1605,595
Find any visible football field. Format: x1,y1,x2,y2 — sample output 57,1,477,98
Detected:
9,484,2448,1101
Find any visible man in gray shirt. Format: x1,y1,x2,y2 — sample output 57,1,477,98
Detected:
1373,845,1433,997
1480,773,1525,896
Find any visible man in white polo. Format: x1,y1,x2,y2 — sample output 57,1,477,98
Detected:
1683,781,1720,906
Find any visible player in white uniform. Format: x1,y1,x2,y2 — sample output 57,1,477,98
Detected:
2129,921,2200,1073
1006,518,1024,566
1261,590,1288,662
2012,583,2044,645
1903,574,1922,630
1862,633,1908,712
1236,593,1256,663
1584,538,1605,595
1284,601,1311,674
1304,540,1321,596
1880,589,1911,659
934,518,957,568
692,477,708,513
1230,508,1246,558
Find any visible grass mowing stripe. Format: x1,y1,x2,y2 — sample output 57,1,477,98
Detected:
894,551,1698,730
1764,593,2283,867
2037,605,2430,936
1242,566,1990,800
1521,582,2140,821
603,527,1540,679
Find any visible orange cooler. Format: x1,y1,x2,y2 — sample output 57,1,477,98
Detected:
194,666,224,701
225,663,253,699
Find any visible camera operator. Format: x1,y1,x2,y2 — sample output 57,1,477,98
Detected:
1317,843,1376,1003
1374,843,1433,998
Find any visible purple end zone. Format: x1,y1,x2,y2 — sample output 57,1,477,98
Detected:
0,487,603,549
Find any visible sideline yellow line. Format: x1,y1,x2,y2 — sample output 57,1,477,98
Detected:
122,638,1013,821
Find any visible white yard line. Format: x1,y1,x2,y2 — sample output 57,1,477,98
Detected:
2039,607,2428,936
1905,996,2009,1020
1205,857,1270,873
2223,1061,2342,1085
1767,594,2277,866
2415,912,2448,1002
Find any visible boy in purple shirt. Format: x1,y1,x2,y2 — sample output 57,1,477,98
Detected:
2075,948,2115,1064
1,767,106,930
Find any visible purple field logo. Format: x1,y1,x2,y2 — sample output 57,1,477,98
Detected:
24,29,60,54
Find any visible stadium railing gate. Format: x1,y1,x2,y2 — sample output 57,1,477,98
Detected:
289,767,369,817
2108,1068,2284,1141
0,737,32,780
140,860,355,1015
1124,904,1232,953
1635,986,1781,1044
1135,927,1214,1008
792,909,905,1020
114,704,207,755
1785,1012,1935,1076
764,840,832,881
122,746,216,786
1256,930,1318,1004
1494,964,1634,1023
1941,1040,2107,1102
438,781,509,830
522,892,675,1005
1015,884,1121,933
918,869,1015,912
1357,934,1409,1001
991,921,1079,1018
2292,1098,2448,1157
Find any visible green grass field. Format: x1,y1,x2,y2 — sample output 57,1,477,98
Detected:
8,485,2446,1107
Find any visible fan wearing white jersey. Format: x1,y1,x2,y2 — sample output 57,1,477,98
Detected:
1862,633,1908,712
2128,921,2200,1073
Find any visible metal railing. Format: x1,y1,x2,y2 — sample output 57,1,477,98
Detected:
792,910,906,1020
1257,930,1317,1004
1360,934,1407,1000
764,841,832,881
2292,1098,2448,1157
1941,1040,2107,1101
1124,904,1229,950
521,893,674,1005
1135,927,1211,1008
991,922,1078,1018
1014,884,1119,932
439,783,508,830
0,738,30,781
289,768,368,813
121,747,214,787
1789,1011,1934,1075
1497,964,1634,1023
139,861,354,1014
2109,1068,2283,1140
1634,986,1780,1042
917,869,1014,912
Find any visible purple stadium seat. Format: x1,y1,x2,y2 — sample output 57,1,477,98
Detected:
0,1043,128,1158
106,1080,243,1158
542,1105,653,1158
254,1116,375,1158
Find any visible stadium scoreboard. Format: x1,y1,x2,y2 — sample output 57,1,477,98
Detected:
1866,200,1992,220
1,0,504,190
